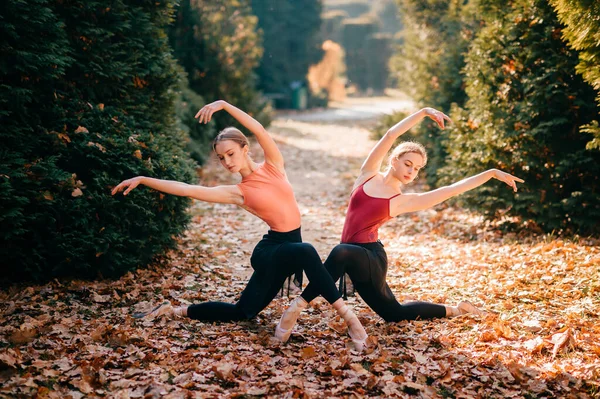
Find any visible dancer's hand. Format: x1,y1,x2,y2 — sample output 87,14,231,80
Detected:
195,100,226,124
423,107,451,129
112,176,144,196
492,169,524,192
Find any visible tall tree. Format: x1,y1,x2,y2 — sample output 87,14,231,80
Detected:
169,0,271,130
251,0,323,106
441,0,600,234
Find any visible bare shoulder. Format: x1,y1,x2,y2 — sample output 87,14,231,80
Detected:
353,172,379,191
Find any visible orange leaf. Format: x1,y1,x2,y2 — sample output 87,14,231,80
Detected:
301,346,317,359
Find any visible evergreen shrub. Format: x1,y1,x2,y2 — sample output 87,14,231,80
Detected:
440,0,600,234
0,0,195,282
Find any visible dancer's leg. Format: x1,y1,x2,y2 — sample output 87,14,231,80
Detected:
300,244,370,303
276,243,367,345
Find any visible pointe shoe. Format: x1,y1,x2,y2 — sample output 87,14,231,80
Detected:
274,325,293,343
349,334,368,352
339,306,368,352
273,297,307,343
132,300,175,319
457,301,487,316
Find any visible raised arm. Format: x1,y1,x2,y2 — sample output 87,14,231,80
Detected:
359,108,450,180
195,100,284,170
390,169,524,215
111,176,243,205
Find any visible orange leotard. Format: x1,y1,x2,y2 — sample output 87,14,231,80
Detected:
237,162,301,232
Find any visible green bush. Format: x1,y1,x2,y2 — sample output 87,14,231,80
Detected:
440,0,600,234
174,72,216,165
0,0,195,282
391,0,480,180
550,0,600,150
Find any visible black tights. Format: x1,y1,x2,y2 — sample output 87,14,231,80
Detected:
301,242,446,322
187,228,341,322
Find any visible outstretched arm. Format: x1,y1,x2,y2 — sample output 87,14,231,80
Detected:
359,108,450,181
195,100,284,170
391,169,524,215
111,176,243,205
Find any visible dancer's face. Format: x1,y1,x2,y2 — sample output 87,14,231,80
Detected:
215,140,248,173
391,152,424,184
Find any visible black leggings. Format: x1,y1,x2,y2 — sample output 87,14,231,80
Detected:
301,242,446,322
187,227,341,322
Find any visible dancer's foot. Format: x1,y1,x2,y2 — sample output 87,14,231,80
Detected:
337,304,368,352
273,296,308,343
446,301,486,317
457,300,487,316
132,300,179,319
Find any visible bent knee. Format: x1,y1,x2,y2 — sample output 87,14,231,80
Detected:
292,242,320,258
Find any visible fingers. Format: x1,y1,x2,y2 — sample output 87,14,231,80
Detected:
429,110,451,129
111,183,124,195
111,181,133,196
507,177,519,192
196,107,214,124
196,106,207,123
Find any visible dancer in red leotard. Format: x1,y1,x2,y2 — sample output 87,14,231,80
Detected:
277,107,524,332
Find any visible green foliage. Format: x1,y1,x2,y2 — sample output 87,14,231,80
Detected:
373,0,402,34
251,0,323,108
391,0,480,180
549,0,600,150
440,0,600,234
342,17,379,90
321,10,349,45
371,110,415,140
174,71,216,164
0,0,196,282
365,33,393,91
169,0,271,130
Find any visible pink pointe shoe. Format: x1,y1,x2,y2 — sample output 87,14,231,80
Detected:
273,297,307,343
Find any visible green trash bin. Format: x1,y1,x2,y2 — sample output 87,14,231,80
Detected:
291,85,307,110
